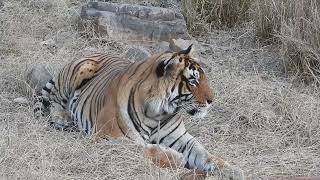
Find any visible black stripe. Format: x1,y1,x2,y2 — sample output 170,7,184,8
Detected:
128,89,142,134
179,144,187,154
160,114,176,128
187,142,195,160
33,107,41,113
171,93,191,102
193,154,198,168
42,99,51,109
150,114,174,136
43,86,51,93
116,118,130,139
128,61,144,79
178,138,194,153
159,120,183,144
178,82,183,94
49,79,55,85
184,161,191,169
85,118,89,134
129,85,149,138
168,131,187,148
170,84,175,92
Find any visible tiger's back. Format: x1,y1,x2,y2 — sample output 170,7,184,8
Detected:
34,53,132,134
69,55,132,135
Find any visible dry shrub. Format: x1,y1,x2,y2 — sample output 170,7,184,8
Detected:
253,0,285,43
181,0,251,33
254,0,320,80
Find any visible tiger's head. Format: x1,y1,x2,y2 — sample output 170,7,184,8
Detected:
151,44,214,118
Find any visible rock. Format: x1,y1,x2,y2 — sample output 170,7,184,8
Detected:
80,2,190,44
25,64,53,94
159,0,180,9
40,38,56,48
13,97,29,104
151,41,170,53
106,0,158,6
124,45,151,62
40,38,57,53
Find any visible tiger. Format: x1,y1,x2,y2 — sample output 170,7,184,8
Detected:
34,45,244,179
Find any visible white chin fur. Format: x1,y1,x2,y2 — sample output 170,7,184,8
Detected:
194,109,208,118
190,104,211,118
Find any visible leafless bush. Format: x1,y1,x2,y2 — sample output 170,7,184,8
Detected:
254,0,320,80
181,0,252,33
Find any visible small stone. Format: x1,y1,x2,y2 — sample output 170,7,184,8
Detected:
13,97,29,104
40,39,57,51
41,39,55,46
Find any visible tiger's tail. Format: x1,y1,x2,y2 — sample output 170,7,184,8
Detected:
33,79,55,119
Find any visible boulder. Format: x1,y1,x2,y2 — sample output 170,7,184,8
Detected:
150,41,170,53
124,45,151,62
80,2,190,43
25,64,52,94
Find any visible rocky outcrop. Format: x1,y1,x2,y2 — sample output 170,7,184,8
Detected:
124,45,151,62
80,2,190,43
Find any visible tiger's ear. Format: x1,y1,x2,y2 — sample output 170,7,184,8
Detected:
156,59,176,78
156,61,166,77
178,44,193,56
169,39,195,57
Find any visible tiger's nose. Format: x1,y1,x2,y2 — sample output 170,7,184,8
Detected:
207,99,213,104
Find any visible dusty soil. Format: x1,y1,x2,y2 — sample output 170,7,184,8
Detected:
0,1,319,179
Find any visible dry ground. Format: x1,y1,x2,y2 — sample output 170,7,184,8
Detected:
0,0,319,179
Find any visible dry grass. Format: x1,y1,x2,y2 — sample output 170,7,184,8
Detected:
184,0,320,81
181,0,252,33
254,0,320,81
0,0,320,180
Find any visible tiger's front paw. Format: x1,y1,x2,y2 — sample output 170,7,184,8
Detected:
209,157,244,180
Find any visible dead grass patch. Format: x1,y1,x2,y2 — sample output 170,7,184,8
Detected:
254,0,320,80
181,0,252,33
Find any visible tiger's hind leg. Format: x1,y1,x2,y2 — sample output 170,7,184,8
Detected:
48,102,78,132
74,61,100,89
33,79,78,132
33,81,53,120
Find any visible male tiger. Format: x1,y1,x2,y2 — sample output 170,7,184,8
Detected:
34,45,244,179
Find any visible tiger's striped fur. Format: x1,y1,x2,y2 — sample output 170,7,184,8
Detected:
34,45,244,179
